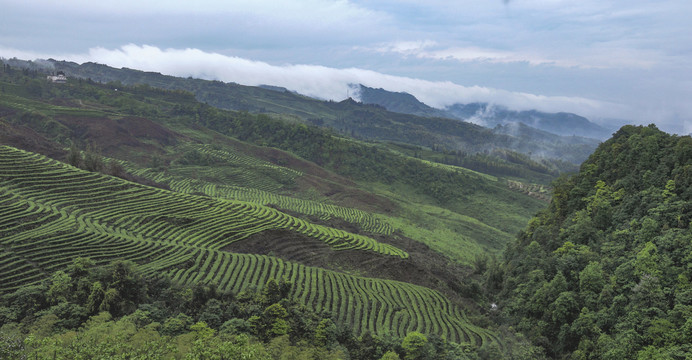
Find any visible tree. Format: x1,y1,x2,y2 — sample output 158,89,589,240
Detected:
250,303,290,341
380,350,402,360
26,79,43,97
579,261,606,309
553,241,596,284
570,308,598,341
189,321,216,339
85,281,105,315
161,313,193,336
106,160,125,178
401,332,431,360
529,272,567,317
262,278,282,305
314,318,338,348
67,143,82,167
478,341,503,360
634,241,661,278
46,271,72,305
83,144,104,172
631,274,666,311
550,291,579,327
579,262,605,294
199,299,224,329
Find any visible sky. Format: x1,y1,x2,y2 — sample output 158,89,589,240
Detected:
1,0,691,134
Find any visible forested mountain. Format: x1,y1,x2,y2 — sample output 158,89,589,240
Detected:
25,59,599,168
356,85,450,119
444,103,610,139
493,125,692,359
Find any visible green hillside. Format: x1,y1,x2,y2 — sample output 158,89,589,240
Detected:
493,125,692,358
46,59,597,171
0,62,547,264
0,59,569,358
0,144,508,343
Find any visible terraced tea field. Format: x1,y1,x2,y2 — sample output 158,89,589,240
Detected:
158,248,498,345
0,145,497,345
122,161,393,236
171,144,304,192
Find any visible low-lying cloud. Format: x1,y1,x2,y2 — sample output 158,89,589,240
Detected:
5,44,681,131
72,45,622,117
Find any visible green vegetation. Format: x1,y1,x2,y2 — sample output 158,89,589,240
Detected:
116,145,393,236
190,103,547,257
492,125,692,358
1,140,376,297
48,59,598,168
0,60,547,264
5,58,689,359
1,59,586,357
0,260,486,359
168,143,303,192
0,144,405,265
0,144,507,347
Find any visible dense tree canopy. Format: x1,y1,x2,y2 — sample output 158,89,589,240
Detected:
494,125,692,359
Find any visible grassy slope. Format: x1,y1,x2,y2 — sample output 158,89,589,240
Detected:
0,63,552,346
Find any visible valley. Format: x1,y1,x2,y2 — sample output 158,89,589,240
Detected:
1,58,689,359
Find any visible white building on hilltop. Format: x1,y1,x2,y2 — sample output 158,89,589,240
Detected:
47,71,67,83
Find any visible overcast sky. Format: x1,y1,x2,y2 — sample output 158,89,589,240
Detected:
2,0,691,134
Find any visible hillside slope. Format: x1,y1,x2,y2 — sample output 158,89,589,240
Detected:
0,61,547,264
494,125,692,358
42,59,597,168
0,57,561,352
0,145,503,345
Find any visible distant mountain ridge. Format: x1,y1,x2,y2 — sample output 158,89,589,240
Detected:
356,84,610,139
356,85,451,119
1,57,611,140
22,59,599,167
445,102,609,139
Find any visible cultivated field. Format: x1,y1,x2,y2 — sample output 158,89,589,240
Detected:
0,145,497,345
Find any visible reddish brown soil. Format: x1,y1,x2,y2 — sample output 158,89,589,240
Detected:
0,120,66,159
56,115,180,156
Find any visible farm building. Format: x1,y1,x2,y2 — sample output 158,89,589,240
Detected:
47,71,67,83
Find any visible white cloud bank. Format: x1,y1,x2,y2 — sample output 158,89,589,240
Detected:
6,44,687,131
62,45,623,118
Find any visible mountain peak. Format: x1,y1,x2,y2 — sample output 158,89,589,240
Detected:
356,85,610,139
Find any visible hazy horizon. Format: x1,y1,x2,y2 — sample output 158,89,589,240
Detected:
2,0,690,134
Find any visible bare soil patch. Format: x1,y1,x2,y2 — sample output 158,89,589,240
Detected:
56,115,180,155
0,120,66,159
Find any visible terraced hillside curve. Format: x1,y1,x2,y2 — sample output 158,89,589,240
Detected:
123,163,394,236
0,145,500,346
0,146,405,259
